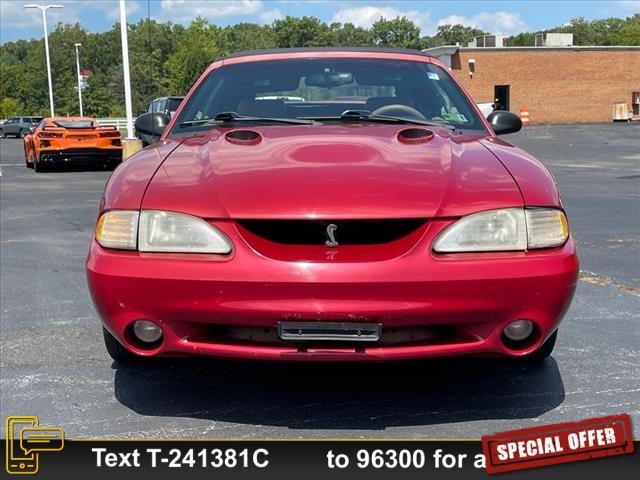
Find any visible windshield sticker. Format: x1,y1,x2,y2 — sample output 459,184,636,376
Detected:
441,111,468,123
427,72,440,81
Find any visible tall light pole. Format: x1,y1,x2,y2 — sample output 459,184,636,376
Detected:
119,0,134,140
74,43,83,116
24,4,62,118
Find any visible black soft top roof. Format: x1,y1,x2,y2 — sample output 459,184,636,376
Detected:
224,47,433,60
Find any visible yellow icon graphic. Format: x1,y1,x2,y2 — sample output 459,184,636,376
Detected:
6,416,64,475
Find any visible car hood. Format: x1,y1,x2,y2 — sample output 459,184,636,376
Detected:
142,124,523,219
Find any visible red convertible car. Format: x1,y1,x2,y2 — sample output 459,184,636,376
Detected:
86,48,579,364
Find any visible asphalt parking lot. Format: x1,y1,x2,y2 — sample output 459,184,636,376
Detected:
1,123,639,439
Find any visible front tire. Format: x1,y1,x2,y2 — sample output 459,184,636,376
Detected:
521,330,557,364
103,327,140,364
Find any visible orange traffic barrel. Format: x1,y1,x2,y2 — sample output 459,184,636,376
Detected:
519,106,530,126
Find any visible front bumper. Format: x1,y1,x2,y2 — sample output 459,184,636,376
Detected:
86,220,579,362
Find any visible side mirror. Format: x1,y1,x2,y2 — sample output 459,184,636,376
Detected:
486,110,522,135
134,112,170,143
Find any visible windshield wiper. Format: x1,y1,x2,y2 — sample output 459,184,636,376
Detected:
301,110,455,130
178,111,315,127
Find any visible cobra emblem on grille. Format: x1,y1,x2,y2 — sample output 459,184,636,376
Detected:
325,224,338,247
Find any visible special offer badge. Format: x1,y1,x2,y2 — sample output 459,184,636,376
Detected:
482,414,633,474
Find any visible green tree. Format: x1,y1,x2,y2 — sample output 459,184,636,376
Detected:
371,17,421,49
506,32,536,46
610,14,640,45
48,23,90,116
273,16,333,47
0,97,21,118
82,79,116,117
219,23,276,55
128,19,181,108
590,17,626,45
432,24,487,46
514,14,640,47
330,22,373,47
163,18,220,94
553,17,602,45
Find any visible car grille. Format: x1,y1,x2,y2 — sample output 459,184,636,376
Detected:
238,219,425,245
180,323,478,350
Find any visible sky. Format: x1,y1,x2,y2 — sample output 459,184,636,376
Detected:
1,0,639,43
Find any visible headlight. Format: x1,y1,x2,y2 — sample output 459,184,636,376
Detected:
95,210,232,254
95,210,139,250
138,210,231,253
433,208,568,253
525,208,569,248
433,208,527,252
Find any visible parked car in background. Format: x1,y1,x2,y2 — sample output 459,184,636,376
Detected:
148,96,184,116
24,117,122,172
136,96,184,146
1,116,44,138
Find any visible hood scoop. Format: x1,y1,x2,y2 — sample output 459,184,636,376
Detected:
225,129,262,145
397,128,434,145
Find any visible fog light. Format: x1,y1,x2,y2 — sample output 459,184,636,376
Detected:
503,320,534,341
132,320,163,343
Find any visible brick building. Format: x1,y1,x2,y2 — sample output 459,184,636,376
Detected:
426,45,640,124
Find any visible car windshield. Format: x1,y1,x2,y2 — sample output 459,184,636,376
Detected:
172,57,486,134
54,120,95,129
166,98,183,112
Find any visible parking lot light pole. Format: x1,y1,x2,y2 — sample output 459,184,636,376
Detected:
74,43,83,117
119,0,134,139
119,0,142,158
24,4,62,118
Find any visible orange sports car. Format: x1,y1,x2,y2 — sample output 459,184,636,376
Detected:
24,117,123,172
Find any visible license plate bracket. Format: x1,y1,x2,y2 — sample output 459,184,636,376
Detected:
277,322,381,342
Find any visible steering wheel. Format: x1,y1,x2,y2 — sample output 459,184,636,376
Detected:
371,104,426,119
